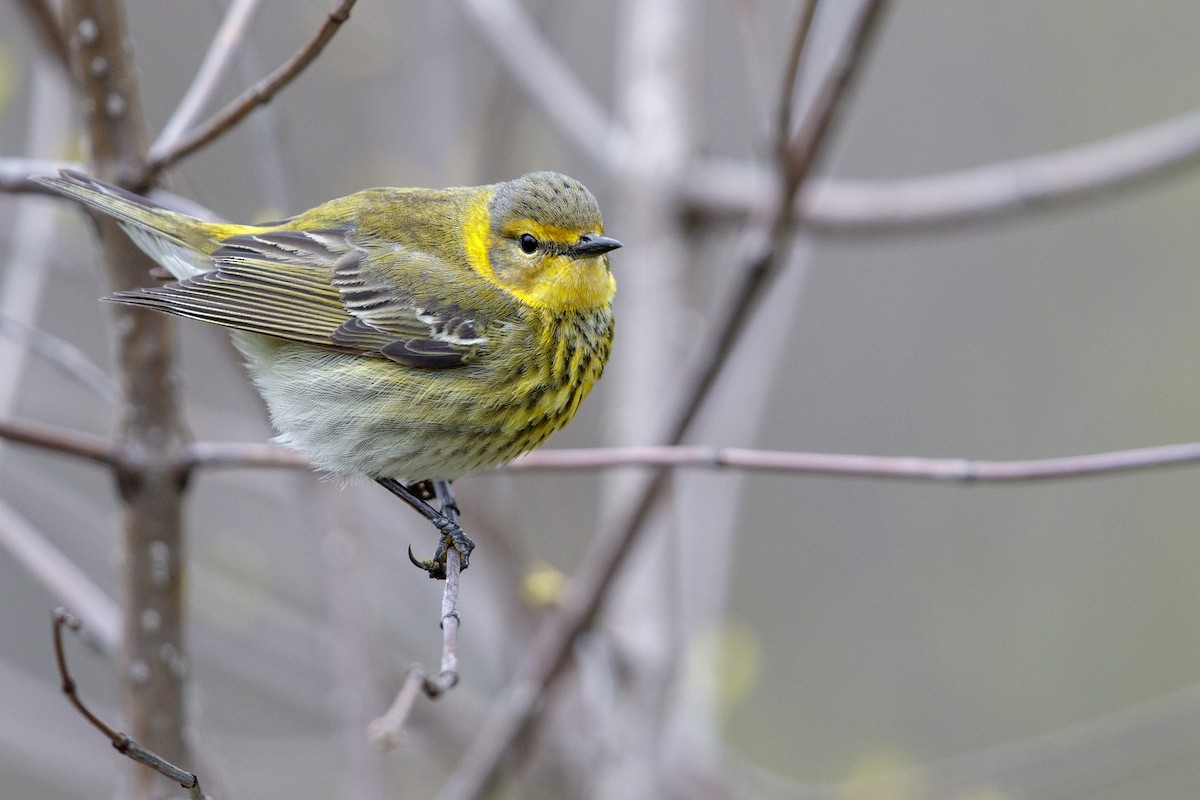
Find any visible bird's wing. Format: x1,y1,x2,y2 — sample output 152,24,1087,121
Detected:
108,229,498,368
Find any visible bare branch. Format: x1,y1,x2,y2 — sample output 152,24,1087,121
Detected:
184,440,312,469
369,485,463,748
454,0,625,170
368,664,431,749
688,105,1200,235
52,610,203,799
152,0,265,156
0,417,115,465
512,441,1200,481
0,159,85,194
776,0,818,154
0,501,119,653
140,0,356,186
134,437,1200,484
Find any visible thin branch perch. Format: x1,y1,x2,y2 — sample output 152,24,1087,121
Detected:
368,485,463,748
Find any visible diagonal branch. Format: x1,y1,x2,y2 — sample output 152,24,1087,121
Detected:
52,610,202,799
151,0,264,156
139,0,355,187
775,0,819,152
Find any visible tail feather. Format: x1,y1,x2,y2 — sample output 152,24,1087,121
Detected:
33,170,218,280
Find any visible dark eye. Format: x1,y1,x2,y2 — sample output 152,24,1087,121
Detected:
518,233,538,254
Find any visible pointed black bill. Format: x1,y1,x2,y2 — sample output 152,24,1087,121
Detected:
570,234,623,257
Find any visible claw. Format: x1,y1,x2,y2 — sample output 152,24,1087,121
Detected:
379,478,474,580
408,544,446,579
407,545,426,570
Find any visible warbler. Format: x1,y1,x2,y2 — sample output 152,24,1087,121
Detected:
37,170,621,577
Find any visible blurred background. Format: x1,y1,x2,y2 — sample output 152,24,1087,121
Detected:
2,1,1200,798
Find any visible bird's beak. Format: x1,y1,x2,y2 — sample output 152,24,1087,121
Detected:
570,234,623,257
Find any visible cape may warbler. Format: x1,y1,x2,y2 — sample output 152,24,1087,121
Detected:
38,170,621,577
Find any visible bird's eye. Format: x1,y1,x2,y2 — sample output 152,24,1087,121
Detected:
518,233,538,254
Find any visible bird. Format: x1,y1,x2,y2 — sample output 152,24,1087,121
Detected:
36,169,621,578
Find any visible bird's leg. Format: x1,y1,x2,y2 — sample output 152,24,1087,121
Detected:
433,480,460,519
376,477,475,579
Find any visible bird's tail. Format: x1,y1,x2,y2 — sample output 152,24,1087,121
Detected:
34,170,225,280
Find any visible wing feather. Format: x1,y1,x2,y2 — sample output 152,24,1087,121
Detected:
108,226,500,367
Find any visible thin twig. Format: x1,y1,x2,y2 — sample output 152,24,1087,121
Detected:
140,0,355,187
185,440,312,469
511,441,1200,481
52,610,203,799
775,0,819,151
368,664,431,749
0,416,115,465
113,437,1200,484
152,0,264,156
368,484,462,748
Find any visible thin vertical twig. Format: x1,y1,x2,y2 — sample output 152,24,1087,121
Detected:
368,483,463,748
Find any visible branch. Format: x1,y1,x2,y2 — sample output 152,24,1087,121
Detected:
139,0,355,187
0,417,115,465
184,440,312,470
61,3,192,793
97,437,1200,484
52,610,203,799
775,0,819,151
151,0,264,156
687,105,1200,235
369,486,463,748
511,441,1200,481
